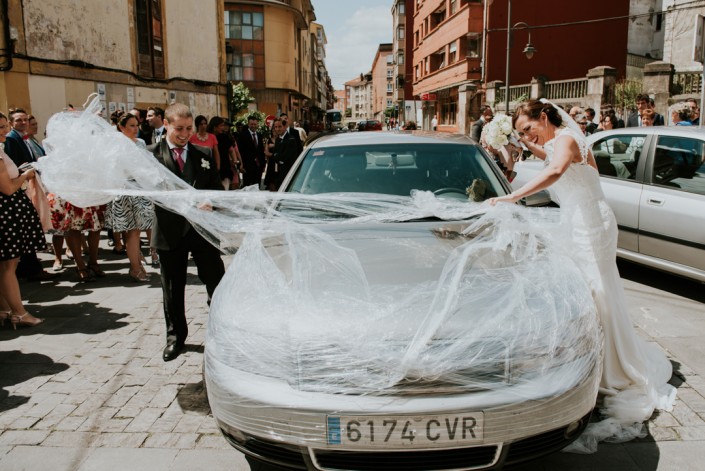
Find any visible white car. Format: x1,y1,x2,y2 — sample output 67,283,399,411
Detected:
206,132,601,470
512,126,705,282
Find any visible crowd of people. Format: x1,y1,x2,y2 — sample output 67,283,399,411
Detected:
472,94,701,179
0,101,313,337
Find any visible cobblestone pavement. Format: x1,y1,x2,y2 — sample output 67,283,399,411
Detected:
0,242,704,470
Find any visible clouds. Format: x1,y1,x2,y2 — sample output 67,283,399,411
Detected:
323,6,392,89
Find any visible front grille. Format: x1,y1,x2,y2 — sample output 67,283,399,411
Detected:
293,338,511,396
312,445,499,471
504,412,591,465
221,429,307,470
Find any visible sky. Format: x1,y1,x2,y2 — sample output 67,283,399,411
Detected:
311,0,394,90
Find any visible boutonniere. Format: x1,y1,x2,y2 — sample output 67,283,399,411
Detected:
201,159,211,170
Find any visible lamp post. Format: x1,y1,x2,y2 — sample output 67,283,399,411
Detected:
504,0,537,115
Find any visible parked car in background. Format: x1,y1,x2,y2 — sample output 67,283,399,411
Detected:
206,132,600,471
357,119,383,131
512,126,705,282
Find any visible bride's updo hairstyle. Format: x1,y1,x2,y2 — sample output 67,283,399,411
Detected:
512,99,563,129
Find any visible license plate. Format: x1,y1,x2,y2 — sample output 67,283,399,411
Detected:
326,413,484,448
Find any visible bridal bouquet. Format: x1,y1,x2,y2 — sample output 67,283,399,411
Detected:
482,113,513,150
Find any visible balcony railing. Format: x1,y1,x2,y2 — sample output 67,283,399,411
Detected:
496,85,531,104
545,78,588,100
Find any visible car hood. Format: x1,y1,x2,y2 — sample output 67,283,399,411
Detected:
206,205,601,399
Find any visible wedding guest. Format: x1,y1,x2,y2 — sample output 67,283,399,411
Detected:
686,98,700,125
189,115,221,171
640,109,655,127
105,113,155,282
471,106,493,142
0,112,45,328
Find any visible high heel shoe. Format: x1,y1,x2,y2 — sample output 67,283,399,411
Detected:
150,249,160,268
88,263,106,278
128,268,148,282
0,310,10,327
10,312,44,329
76,267,96,283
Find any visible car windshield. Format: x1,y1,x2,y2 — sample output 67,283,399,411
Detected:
285,143,506,201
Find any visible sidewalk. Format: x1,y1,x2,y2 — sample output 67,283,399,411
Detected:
1,240,704,470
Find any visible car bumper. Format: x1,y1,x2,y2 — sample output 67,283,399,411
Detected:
206,351,600,470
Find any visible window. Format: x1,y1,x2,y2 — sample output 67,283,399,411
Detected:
450,0,457,15
467,34,481,58
415,65,419,80
449,41,457,64
387,68,394,78
397,50,404,65
415,31,420,46
225,6,265,84
134,0,164,79
398,26,405,39
430,48,445,72
653,136,705,194
441,101,457,125
387,99,393,108
227,53,256,81
387,82,393,92
592,134,646,180
399,2,405,14
225,10,264,40
387,54,394,65
655,13,663,32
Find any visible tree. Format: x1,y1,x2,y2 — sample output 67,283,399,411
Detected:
230,82,255,119
615,79,643,118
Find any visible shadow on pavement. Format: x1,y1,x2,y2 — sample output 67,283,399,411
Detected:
0,302,129,340
177,379,212,415
0,350,69,413
617,259,705,304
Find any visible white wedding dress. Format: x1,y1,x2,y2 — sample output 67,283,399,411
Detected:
543,127,676,453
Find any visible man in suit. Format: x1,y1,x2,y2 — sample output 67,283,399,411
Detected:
149,103,225,362
5,109,59,282
236,115,265,188
147,106,166,144
264,118,300,191
279,113,303,155
470,105,493,142
585,108,599,134
627,94,664,127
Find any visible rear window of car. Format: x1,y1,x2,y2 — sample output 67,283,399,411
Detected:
285,143,506,201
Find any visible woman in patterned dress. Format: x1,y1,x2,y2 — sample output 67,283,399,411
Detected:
104,113,154,282
0,112,45,328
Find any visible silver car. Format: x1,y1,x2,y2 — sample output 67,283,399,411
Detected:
206,132,600,470
512,126,705,282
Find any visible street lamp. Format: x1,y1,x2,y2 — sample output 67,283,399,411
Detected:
504,0,536,115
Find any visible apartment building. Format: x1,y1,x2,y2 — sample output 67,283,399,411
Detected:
1,0,226,134
371,43,394,120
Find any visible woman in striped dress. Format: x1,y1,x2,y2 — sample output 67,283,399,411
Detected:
105,113,155,282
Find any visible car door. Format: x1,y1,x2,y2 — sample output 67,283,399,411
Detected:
639,133,705,274
590,132,650,253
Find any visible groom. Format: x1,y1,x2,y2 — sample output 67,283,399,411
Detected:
149,103,225,362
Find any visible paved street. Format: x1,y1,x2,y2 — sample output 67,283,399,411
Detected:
1,240,704,471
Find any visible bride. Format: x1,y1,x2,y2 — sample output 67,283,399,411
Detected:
489,99,676,452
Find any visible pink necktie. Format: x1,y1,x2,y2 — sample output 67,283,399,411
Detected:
172,147,185,172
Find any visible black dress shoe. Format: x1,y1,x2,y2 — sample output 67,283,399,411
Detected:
163,343,184,362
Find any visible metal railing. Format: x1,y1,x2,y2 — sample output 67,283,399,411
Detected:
545,78,588,100
496,85,531,104
672,71,702,95
627,53,657,69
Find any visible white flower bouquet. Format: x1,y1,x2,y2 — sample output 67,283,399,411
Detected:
482,113,514,150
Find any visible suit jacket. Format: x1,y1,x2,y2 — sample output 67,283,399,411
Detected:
4,129,34,167
149,141,222,251
266,132,300,189
470,118,485,142
627,112,665,127
236,129,265,182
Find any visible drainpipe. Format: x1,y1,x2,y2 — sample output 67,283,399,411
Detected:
0,0,12,71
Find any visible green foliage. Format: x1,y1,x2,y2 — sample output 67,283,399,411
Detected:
233,110,271,140
230,82,255,118
615,79,643,114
